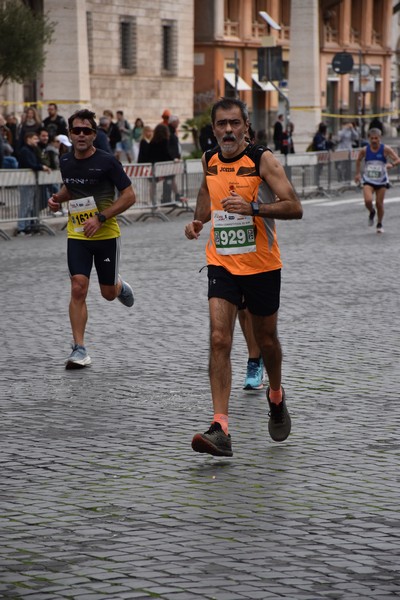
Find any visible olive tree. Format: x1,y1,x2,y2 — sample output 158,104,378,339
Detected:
0,0,55,88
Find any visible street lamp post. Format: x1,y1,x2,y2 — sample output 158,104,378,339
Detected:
234,50,239,99
358,50,366,138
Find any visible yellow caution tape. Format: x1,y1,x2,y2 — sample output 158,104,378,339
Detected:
1,100,397,121
0,99,90,108
290,106,397,119
321,111,396,119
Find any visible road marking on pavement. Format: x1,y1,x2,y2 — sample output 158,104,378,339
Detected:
303,196,400,207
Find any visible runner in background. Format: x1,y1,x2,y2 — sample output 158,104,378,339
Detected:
355,128,400,234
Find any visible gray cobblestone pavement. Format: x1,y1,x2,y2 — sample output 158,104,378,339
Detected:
1,188,400,600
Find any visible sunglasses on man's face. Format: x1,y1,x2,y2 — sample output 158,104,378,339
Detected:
70,127,96,135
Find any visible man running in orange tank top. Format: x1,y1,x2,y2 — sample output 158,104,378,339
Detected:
185,97,303,457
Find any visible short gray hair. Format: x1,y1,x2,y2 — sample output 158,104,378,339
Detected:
168,115,179,126
368,128,381,138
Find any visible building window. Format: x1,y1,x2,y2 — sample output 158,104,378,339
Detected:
350,0,362,44
252,0,267,22
86,12,94,74
120,16,137,73
372,1,383,46
225,0,240,22
224,0,240,37
162,20,177,75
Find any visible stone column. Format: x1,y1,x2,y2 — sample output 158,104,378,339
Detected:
360,0,373,47
340,0,351,46
339,0,351,112
288,0,321,151
241,0,252,41
41,0,91,119
214,0,224,39
0,82,24,116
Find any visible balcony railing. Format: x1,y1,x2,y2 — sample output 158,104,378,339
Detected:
277,24,290,42
251,20,290,41
252,20,266,39
372,29,382,46
224,19,239,37
324,24,338,44
350,27,360,44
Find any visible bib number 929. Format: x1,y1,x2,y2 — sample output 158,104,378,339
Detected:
217,228,250,246
213,210,256,255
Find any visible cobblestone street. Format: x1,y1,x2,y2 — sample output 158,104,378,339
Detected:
1,190,400,600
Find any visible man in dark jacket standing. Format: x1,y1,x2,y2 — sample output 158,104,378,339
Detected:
93,117,113,153
43,103,68,138
168,115,181,160
0,130,4,169
273,114,284,151
166,114,182,203
14,132,51,235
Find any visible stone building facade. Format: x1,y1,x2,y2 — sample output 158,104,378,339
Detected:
0,0,398,147
194,0,395,146
0,0,194,127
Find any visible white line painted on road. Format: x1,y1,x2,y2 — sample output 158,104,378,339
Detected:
304,196,400,207
313,197,364,207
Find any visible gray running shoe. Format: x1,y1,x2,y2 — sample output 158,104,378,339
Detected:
192,422,233,457
65,344,91,370
118,280,134,307
267,387,291,442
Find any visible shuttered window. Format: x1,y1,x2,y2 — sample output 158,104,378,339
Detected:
120,16,137,73
162,20,177,75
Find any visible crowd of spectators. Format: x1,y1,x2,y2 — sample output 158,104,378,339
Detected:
0,103,71,171
1,103,392,175
0,104,186,171
0,103,187,232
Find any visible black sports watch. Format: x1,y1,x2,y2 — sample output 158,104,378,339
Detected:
251,202,260,216
97,212,107,223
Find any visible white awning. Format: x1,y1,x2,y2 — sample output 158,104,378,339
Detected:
252,74,275,92
224,72,252,91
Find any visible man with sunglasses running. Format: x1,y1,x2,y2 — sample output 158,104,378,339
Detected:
48,109,136,369
185,97,302,457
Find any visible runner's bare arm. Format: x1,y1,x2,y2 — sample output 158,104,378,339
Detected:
256,151,302,220
97,184,136,220
82,185,136,238
194,176,212,223
185,155,211,240
355,147,366,181
48,185,72,211
384,145,400,168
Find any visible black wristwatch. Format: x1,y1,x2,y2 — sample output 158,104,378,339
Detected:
251,202,260,216
97,213,107,223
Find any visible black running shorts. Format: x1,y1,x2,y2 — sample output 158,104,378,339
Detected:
362,182,390,190
207,265,281,316
67,237,120,286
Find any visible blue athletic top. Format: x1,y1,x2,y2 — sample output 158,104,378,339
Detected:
363,143,388,186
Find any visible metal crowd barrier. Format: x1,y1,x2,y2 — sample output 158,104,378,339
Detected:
184,158,203,200
2,149,399,240
276,151,351,198
0,169,61,240
124,161,194,222
277,147,400,198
